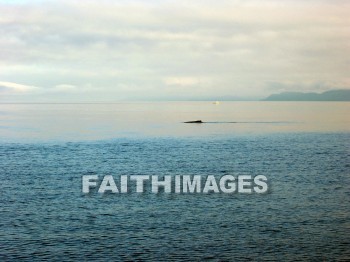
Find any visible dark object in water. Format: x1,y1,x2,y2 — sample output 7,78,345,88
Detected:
184,120,203,123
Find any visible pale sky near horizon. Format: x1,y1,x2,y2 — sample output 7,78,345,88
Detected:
0,0,349,102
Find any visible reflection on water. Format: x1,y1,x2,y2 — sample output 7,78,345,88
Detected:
0,102,349,141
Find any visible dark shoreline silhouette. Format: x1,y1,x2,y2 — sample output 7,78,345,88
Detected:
263,89,350,101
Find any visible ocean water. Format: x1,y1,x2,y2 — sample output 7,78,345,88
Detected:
1,102,350,261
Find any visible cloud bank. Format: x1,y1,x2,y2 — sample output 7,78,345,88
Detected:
0,0,349,102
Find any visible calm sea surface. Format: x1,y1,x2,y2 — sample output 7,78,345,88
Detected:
1,102,349,261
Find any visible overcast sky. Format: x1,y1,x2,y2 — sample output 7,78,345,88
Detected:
0,0,349,102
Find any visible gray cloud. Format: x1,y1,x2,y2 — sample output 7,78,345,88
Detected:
0,0,349,101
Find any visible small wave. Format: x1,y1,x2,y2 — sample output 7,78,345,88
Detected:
200,121,295,124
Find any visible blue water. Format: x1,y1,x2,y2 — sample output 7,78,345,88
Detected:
1,133,349,261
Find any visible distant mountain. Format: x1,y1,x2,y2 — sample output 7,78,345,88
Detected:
263,89,350,101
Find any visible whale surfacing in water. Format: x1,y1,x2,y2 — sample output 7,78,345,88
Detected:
184,120,203,123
